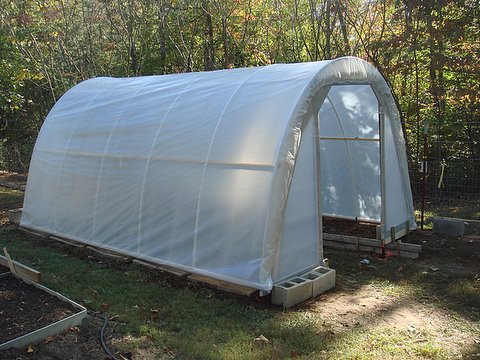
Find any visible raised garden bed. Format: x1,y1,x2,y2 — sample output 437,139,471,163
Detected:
0,274,87,350
322,216,377,239
322,216,421,258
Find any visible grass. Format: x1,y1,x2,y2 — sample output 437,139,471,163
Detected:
414,197,480,229
1,229,325,359
0,187,23,210
322,327,451,360
1,186,479,359
329,249,480,322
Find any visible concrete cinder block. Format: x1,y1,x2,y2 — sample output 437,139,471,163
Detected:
272,277,312,308
305,266,336,297
8,208,22,225
272,266,337,308
433,217,468,236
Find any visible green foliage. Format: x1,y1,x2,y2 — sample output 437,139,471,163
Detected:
0,187,24,209
0,0,478,184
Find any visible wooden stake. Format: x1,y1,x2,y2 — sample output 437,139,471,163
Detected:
0,255,42,282
390,227,396,242
3,247,17,275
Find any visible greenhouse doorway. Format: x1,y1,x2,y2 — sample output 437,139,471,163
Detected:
318,84,383,239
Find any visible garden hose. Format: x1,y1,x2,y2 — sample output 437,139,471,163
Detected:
87,311,118,360
99,313,118,360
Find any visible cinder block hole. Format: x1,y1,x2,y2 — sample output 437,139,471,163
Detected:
280,282,294,288
314,268,330,275
303,273,319,280
291,278,306,284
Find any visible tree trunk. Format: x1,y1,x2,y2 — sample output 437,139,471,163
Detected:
158,1,167,74
337,0,350,55
202,0,214,71
308,0,320,60
222,15,228,68
325,0,331,58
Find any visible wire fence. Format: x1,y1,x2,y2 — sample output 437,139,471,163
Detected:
409,119,480,222
411,158,480,198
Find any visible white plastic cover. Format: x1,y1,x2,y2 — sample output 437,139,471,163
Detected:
21,57,416,290
276,117,320,282
320,85,381,221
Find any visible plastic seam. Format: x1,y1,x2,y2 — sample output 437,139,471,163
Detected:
137,74,204,254
192,66,266,267
93,79,154,240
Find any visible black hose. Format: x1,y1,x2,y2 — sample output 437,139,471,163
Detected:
98,313,118,360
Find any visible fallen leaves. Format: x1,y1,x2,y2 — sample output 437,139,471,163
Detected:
254,334,269,343
150,309,159,321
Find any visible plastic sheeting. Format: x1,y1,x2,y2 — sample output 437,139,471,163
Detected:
21,57,416,291
320,85,381,221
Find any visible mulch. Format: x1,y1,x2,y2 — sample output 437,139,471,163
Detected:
0,314,125,360
0,275,78,344
0,264,10,275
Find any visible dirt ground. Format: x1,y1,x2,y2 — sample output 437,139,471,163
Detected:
3,237,478,359
0,173,479,359
0,275,77,343
303,280,476,359
0,314,135,360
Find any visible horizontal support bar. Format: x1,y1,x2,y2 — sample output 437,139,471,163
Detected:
39,149,274,172
322,214,380,224
318,136,379,142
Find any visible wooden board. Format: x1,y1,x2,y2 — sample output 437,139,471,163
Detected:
323,233,421,259
0,255,42,283
132,259,190,277
18,227,50,239
50,235,86,248
21,227,130,261
384,240,422,253
85,246,132,261
324,233,421,252
21,227,194,277
0,180,26,191
132,259,158,270
188,274,257,297
19,227,258,295
157,264,190,277
323,240,419,259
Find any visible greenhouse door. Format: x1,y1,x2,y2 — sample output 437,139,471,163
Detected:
318,85,382,223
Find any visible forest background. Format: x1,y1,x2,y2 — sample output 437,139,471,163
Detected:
0,0,478,198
